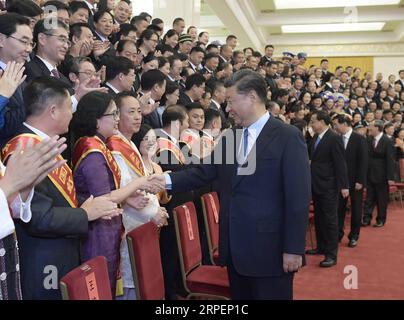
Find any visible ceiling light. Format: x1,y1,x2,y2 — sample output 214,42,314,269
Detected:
274,0,400,10
281,22,385,33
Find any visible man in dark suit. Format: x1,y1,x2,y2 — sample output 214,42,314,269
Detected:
362,120,396,227
265,60,278,97
0,13,32,147
308,110,349,267
154,105,194,299
103,56,136,97
2,77,120,299
149,70,311,300
25,19,71,87
395,70,404,91
333,114,368,247
178,73,206,107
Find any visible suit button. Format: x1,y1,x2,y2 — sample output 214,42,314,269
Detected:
0,272,6,281
0,248,5,257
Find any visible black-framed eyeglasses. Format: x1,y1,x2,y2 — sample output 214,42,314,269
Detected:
43,33,72,48
8,35,36,49
103,109,120,120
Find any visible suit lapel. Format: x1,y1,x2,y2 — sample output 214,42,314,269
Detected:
231,116,279,189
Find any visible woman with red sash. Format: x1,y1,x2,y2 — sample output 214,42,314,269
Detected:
70,92,159,298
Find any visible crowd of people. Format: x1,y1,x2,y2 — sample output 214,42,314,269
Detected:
0,0,403,300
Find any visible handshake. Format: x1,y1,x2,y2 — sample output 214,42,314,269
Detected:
138,174,168,194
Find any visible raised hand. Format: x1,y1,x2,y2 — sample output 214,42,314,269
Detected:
74,77,108,101
81,195,123,221
0,61,26,98
126,190,150,210
1,136,67,200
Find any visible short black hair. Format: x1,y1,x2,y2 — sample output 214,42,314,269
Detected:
70,92,115,141
204,53,219,62
185,102,204,113
312,110,331,125
147,24,162,34
116,39,136,54
33,18,69,49
190,46,205,55
0,12,30,37
7,0,43,17
105,56,135,81
24,76,70,117
225,69,267,104
158,56,169,69
162,105,187,127
68,1,90,16
115,91,138,110
130,15,148,25
69,22,91,41
159,44,174,55
152,18,164,26
173,17,184,25
117,23,137,38
334,114,352,127
265,44,274,50
43,0,68,12
206,43,219,51
141,69,166,91
185,73,206,91
204,108,221,128
226,35,237,41
320,59,329,64
93,10,113,24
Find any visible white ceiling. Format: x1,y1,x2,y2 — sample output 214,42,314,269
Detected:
200,0,404,50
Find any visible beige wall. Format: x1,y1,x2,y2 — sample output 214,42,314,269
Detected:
373,56,404,79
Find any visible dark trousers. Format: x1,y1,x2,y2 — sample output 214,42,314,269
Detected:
363,182,389,224
227,256,294,300
338,188,363,241
313,190,339,260
159,223,183,300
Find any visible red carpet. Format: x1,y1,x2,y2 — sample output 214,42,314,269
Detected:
294,202,404,300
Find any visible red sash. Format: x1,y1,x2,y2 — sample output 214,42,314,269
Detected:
2,134,78,208
72,136,121,189
106,135,145,177
157,137,185,164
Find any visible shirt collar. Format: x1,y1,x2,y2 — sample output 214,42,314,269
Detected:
167,74,176,82
344,128,353,140
245,112,270,138
0,60,6,70
211,99,220,110
106,82,120,93
204,66,213,74
23,122,50,139
84,0,95,10
95,31,108,42
318,127,329,140
36,55,56,72
375,132,383,142
160,128,178,145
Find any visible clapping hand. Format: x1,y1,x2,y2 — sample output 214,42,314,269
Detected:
74,77,108,101
152,206,169,228
0,61,26,98
126,190,150,209
81,195,123,221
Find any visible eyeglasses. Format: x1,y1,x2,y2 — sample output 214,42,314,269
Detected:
44,33,72,48
103,109,120,120
78,70,99,78
8,35,36,49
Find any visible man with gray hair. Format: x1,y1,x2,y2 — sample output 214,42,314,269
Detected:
362,120,396,228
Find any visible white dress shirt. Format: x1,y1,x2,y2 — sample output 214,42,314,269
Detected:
0,161,34,240
374,132,383,148
342,128,353,149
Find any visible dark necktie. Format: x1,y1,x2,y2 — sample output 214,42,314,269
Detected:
51,68,60,78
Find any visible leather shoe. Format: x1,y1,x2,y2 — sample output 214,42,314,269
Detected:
305,248,324,255
348,239,358,248
373,221,384,228
361,220,371,226
320,258,337,268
